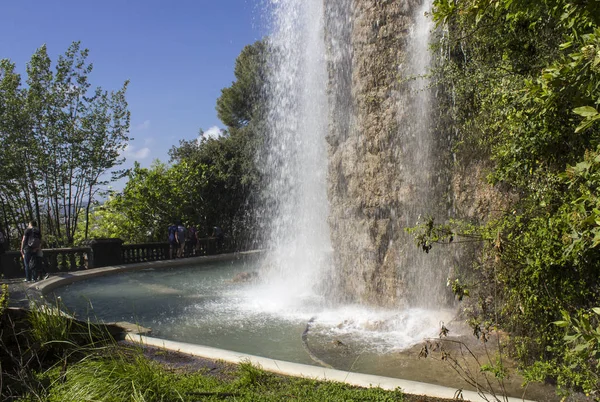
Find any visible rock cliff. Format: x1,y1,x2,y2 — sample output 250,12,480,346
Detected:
326,0,442,307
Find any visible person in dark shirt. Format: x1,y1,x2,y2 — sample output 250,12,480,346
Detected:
188,224,199,255
20,220,42,282
167,222,178,259
212,226,224,252
176,222,186,258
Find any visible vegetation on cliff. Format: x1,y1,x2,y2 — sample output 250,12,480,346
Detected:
427,0,600,397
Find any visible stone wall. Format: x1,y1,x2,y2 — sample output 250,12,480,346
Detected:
326,0,423,306
325,0,512,308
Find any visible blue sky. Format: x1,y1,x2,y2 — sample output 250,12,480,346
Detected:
0,0,266,185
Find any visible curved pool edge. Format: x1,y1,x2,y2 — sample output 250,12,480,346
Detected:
29,251,535,402
126,334,532,402
33,250,263,295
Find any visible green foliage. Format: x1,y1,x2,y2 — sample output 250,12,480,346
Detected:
216,40,267,129
0,42,130,246
47,350,202,402
88,41,267,245
552,308,600,397
0,284,8,317
85,128,262,244
43,353,406,402
429,0,600,396
555,308,600,362
82,161,186,243
28,298,116,364
235,360,273,388
448,278,470,302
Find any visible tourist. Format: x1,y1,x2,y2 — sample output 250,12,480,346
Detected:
20,220,42,282
188,224,198,255
212,226,224,252
167,221,178,259
176,221,186,258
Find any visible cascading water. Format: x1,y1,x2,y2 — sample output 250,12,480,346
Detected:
53,1,462,373
255,0,456,350
398,0,451,308
324,0,451,308
258,0,333,305
47,4,560,394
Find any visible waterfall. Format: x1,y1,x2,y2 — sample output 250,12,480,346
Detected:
260,0,451,309
259,0,333,304
398,0,450,308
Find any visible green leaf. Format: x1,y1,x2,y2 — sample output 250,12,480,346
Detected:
475,11,484,25
575,116,599,133
564,334,581,342
559,41,573,50
573,106,598,117
574,161,591,172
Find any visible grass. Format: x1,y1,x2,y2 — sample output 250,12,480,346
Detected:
2,297,412,402
38,352,407,402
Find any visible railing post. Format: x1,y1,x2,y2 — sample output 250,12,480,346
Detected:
87,238,123,268
0,251,22,279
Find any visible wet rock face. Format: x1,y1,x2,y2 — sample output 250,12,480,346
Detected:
326,0,423,306
324,0,507,308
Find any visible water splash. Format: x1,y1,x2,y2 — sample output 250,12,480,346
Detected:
258,0,332,303
260,0,451,310
399,0,451,308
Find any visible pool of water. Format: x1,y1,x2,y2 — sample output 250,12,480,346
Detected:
49,257,566,400
52,257,457,368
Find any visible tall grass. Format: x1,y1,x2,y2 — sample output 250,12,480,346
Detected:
44,353,406,402
2,296,407,401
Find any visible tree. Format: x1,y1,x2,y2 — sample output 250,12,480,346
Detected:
80,161,182,243
86,40,268,248
169,39,268,244
216,40,267,129
0,42,130,246
0,60,29,246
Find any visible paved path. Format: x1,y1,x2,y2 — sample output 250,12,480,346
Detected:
2,276,53,308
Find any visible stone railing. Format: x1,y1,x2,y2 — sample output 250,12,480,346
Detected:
44,248,90,273
0,236,239,280
121,236,235,263
0,247,91,279
122,242,169,264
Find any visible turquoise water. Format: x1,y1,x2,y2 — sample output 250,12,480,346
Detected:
52,257,454,368
50,259,561,400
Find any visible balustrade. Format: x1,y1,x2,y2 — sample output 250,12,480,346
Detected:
121,243,169,264
43,248,90,273
0,236,240,279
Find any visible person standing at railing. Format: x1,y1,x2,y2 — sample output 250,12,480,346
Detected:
212,226,224,252
20,220,42,282
176,221,186,258
168,221,178,259
188,224,198,256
